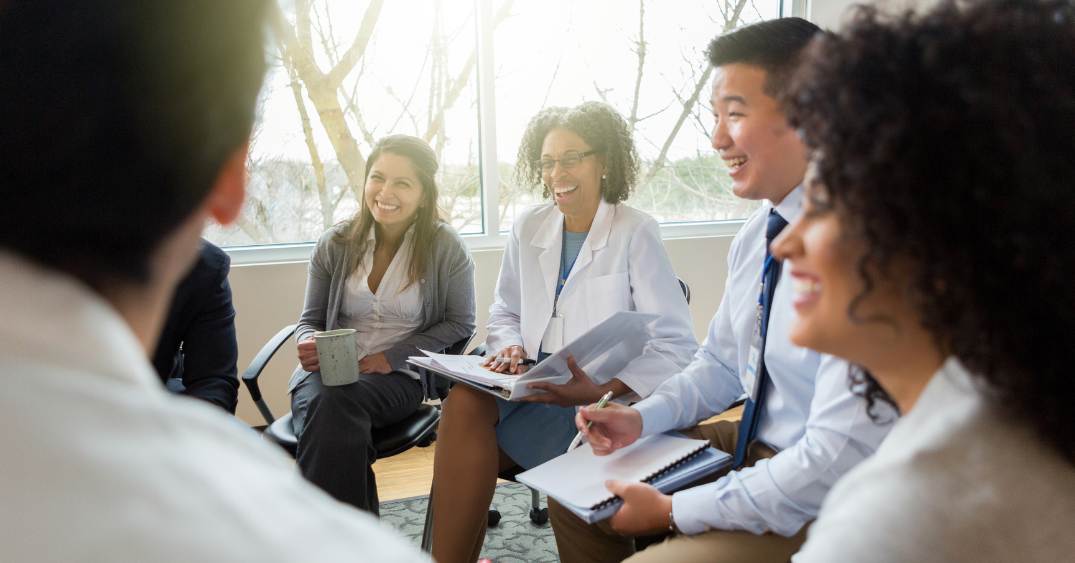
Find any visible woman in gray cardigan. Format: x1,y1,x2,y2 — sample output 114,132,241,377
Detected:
290,135,476,514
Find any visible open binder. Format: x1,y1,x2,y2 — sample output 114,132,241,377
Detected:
406,311,658,401
515,433,732,523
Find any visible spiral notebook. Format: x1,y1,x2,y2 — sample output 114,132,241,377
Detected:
516,433,732,523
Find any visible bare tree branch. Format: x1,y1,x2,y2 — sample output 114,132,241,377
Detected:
312,1,341,67
387,47,432,133
645,0,748,181
424,0,514,142
748,0,764,22
325,0,384,88
628,0,646,128
283,57,333,230
387,85,422,132
593,81,612,103
727,0,749,29
295,0,316,69
270,0,368,203
539,56,563,109
342,71,378,146
644,64,713,180
635,100,672,123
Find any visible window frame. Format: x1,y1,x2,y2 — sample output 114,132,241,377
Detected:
226,0,808,266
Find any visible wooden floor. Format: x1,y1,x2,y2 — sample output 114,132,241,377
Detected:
374,405,744,502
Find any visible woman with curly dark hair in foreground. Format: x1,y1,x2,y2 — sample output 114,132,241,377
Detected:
771,1,1075,561
429,102,697,562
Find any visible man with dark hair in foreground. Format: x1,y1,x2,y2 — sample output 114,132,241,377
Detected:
548,18,893,563
0,2,426,561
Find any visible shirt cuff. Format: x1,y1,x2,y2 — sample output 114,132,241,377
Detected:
634,395,678,438
671,483,718,535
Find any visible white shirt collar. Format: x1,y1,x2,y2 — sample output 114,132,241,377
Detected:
365,222,417,245
769,184,804,224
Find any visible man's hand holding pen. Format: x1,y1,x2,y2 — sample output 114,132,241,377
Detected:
574,400,643,455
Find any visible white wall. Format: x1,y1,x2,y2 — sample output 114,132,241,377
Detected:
229,234,732,426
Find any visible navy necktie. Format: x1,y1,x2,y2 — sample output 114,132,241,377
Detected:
732,209,788,469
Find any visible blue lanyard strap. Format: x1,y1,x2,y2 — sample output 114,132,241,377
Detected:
757,255,774,306
755,255,775,334
556,254,579,298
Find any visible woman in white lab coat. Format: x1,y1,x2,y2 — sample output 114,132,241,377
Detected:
430,101,697,562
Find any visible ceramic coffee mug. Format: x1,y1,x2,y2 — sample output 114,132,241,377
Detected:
314,328,360,386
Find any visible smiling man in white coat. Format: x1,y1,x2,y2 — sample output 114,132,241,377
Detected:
547,18,894,563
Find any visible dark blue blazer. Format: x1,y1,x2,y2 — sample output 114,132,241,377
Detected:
152,240,239,413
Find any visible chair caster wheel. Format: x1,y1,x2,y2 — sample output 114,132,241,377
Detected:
530,507,548,525
487,509,502,527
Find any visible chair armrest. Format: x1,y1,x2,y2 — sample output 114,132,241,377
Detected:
241,324,297,425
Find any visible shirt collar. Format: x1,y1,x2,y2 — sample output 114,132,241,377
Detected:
770,184,804,224
365,223,417,245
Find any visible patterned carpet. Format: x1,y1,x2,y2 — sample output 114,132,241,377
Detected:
380,482,559,562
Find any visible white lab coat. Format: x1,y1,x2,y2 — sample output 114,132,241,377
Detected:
486,199,697,398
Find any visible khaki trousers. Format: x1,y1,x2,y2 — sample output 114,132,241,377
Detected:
549,420,809,563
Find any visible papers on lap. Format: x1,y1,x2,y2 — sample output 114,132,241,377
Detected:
516,433,732,523
406,310,659,401
408,352,516,398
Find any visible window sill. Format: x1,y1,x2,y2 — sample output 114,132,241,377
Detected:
225,219,745,266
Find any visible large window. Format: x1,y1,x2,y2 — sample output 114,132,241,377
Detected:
206,0,785,251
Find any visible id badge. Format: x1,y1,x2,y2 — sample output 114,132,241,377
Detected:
541,314,565,355
743,320,764,401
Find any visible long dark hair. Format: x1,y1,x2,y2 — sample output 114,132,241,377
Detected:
786,0,1075,462
334,134,443,287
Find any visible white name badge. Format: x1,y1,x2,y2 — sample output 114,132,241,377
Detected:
744,336,765,401
540,314,565,355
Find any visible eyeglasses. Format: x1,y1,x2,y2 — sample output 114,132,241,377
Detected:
537,149,598,173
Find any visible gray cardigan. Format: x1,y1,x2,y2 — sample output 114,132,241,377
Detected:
289,221,476,391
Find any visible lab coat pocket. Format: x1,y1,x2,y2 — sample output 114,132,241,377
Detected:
584,271,631,323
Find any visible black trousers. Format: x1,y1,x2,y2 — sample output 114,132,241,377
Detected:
291,371,424,515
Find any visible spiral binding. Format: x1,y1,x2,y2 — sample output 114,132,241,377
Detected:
588,443,709,510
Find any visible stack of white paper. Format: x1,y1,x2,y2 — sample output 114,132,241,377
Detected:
406,311,660,401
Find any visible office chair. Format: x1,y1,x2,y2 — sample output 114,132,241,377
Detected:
241,324,471,551
485,276,693,527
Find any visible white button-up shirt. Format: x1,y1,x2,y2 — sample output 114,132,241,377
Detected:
340,226,423,361
0,251,428,563
634,186,894,537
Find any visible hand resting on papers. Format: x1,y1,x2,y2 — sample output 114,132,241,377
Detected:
574,398,644,454
482,344,529,374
